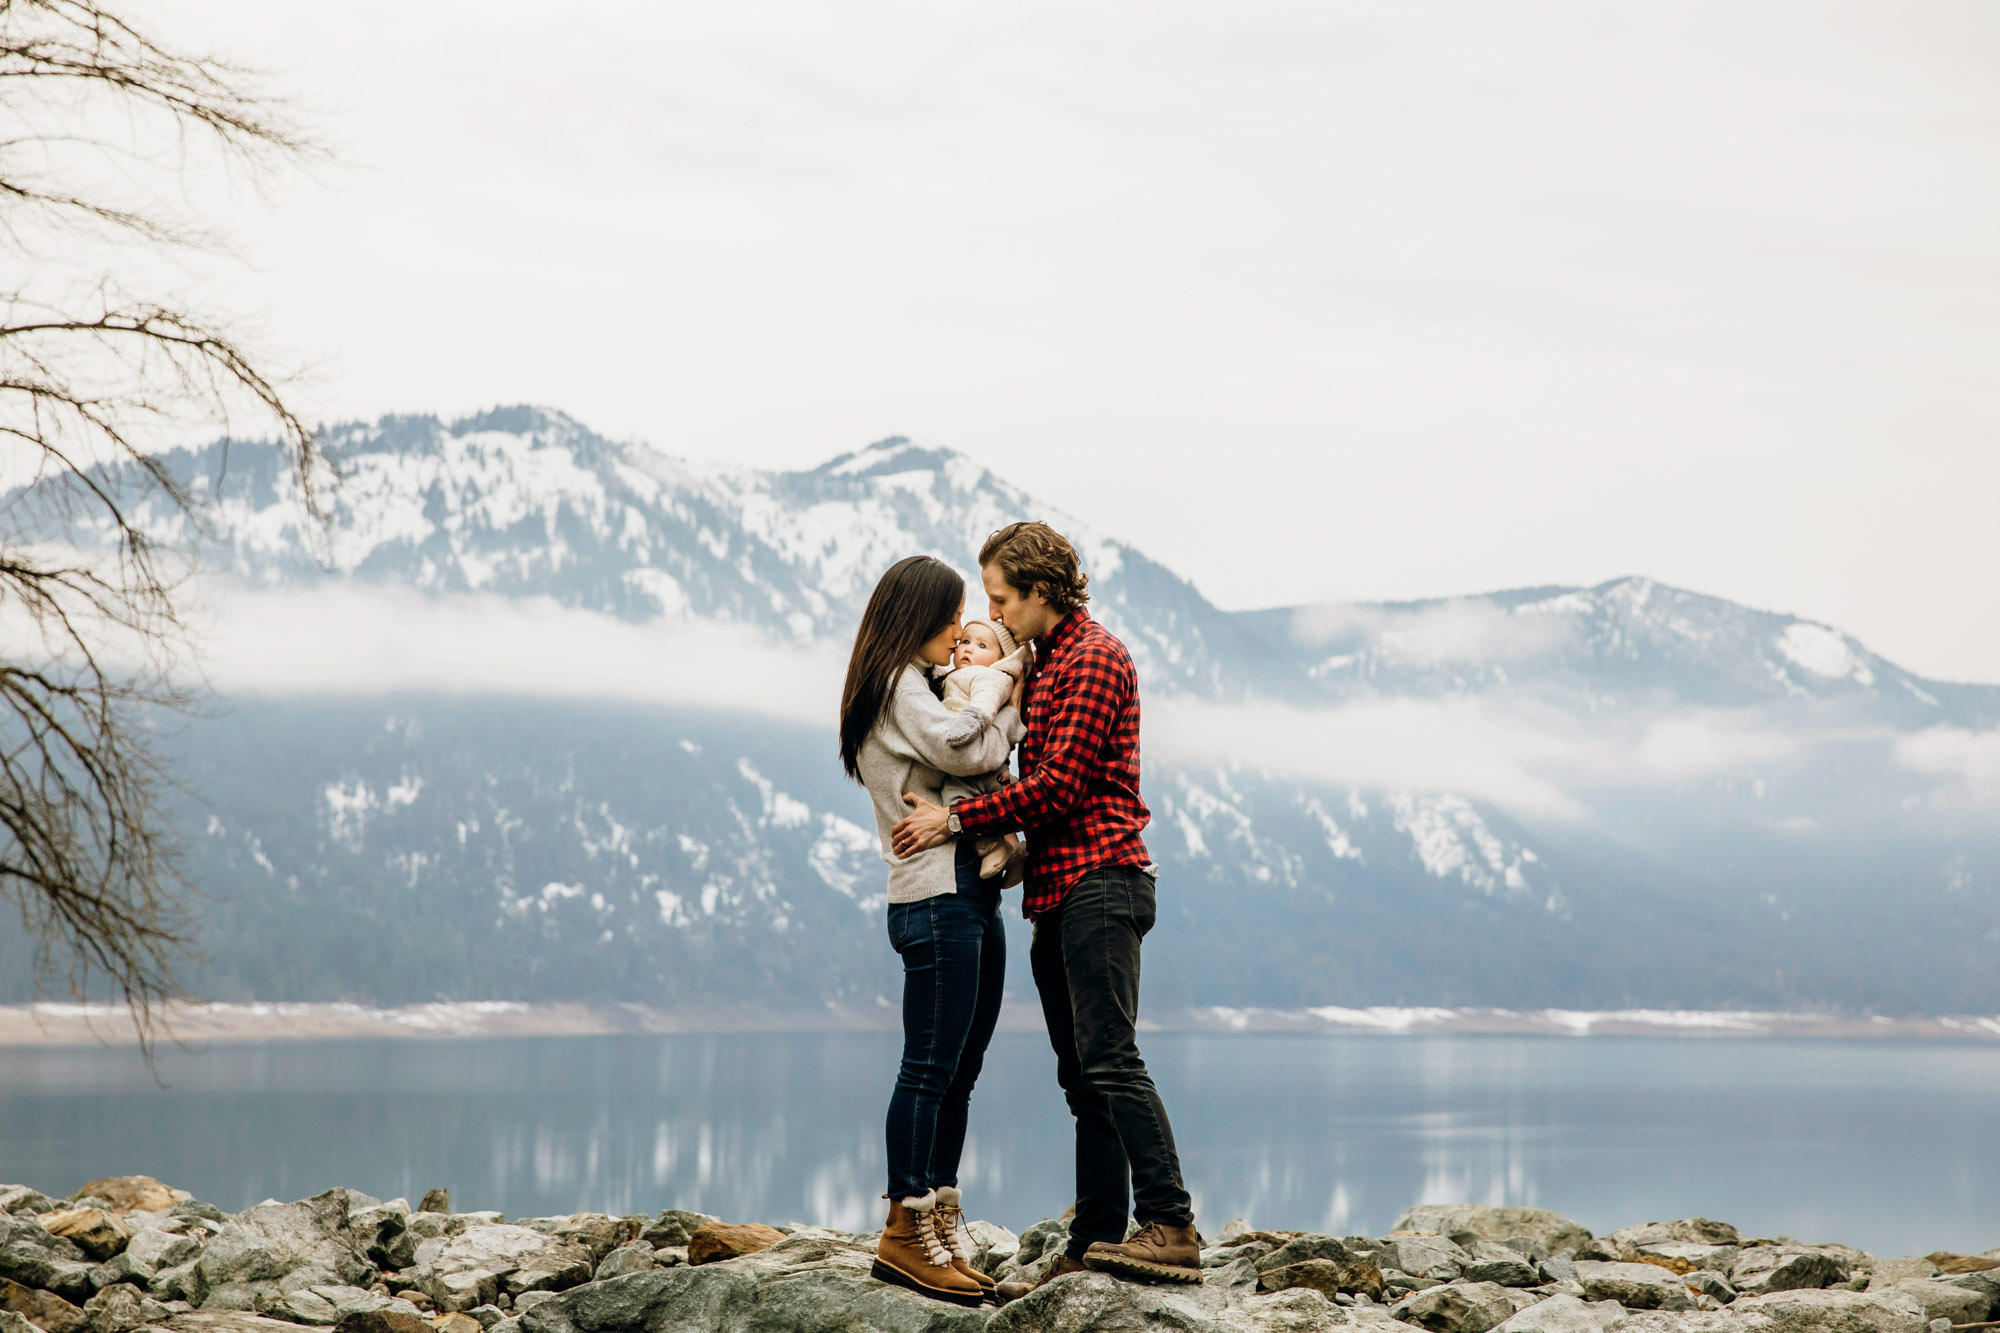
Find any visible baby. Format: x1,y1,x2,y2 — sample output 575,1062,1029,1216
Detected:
940,617,1031,881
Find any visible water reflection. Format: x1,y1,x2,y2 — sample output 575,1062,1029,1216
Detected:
3,1033,1997,1255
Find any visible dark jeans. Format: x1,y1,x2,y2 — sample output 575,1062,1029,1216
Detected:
1030,863,1193,1258
884,840,1006,1202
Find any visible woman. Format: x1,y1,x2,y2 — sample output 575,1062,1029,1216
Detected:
840,555,1025,1307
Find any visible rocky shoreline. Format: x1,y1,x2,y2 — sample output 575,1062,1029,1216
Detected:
4,1178,1996,1333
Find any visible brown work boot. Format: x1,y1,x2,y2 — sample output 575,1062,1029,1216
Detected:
1082,1221,1203,1283
872,1193,986,1307
993,1252,1089,1304
932,1187,996,1294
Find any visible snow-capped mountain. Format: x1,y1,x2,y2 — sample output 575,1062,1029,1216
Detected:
6,406,1995,1014
145,406,1994,725
143,406,1273,701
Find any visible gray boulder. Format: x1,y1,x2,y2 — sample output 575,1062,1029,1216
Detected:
1687,1272,1739,1304
349,1203,414,1275
2,1311,42,1333
1258,1256,1389,1302
634,1214,713,1252
333,1311,435,1333
269,1285,424,1327
1881,1279,1987,1327
1392,1236,1475,1283
0,1192,60,1219
1575,1262,1694,1311
991,1264,1370,1331
1391,1282,1525,1333
0,1216,98,1302
1867,1261,1940,1290
1931,1270,2000,1319
414,1225,593,1312
1491,1294,1628,1333
150,1259,207,1305
1733,1249,1852,1296
81,1283,173,1333
515,1237,989,1333
194,1191,374,1314
91,1228,204,1290
167,1309,327,1333
1640,1244,1743,1273
1465,1244,1543,1289
1007,1216,1073,1270
1396,1208,1594,1262
591,1245,656,1282
1722,1287,1929,1333
514,1217,639,1266
1605,1222,1740,1255
1210,1241,1276,1271
987,1216,1076,1294
1257,1236,1353,1272
406,1215,503,1246
964,1222,1017,1278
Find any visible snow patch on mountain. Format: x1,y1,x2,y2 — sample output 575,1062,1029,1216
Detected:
1388,792,1535,900
1776,622,1875,686
808,813,881,909
1302,797,1364,861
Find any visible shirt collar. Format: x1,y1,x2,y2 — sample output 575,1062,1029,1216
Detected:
1036,607,1089,657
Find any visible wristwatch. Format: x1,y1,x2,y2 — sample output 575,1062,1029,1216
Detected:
946,810,963,835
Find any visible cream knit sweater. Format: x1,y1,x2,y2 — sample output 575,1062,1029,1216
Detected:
855,663,1025,904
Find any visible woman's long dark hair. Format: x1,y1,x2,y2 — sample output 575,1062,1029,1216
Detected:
840,556,965,781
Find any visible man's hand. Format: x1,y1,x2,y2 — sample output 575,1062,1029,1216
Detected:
891,794,951,859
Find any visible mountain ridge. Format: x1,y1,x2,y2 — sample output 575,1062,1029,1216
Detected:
2,404,1993,1014
135,404,1999,723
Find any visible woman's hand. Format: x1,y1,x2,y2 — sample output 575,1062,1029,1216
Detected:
891,794,952,858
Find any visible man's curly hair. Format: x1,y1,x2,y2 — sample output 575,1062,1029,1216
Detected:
979,521,1091,614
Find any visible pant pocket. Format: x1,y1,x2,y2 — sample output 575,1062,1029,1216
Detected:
888,900,924,954
1130,872,1157,937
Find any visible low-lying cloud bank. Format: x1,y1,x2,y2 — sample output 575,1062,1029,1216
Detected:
193,581,847,726
179,582,1993,819
1144,697,1815,820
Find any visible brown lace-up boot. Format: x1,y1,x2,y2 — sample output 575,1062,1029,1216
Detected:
993,1253,1089,1304
932,1187,997,1295
872,1193,986,1307
1082,1221,1203,1283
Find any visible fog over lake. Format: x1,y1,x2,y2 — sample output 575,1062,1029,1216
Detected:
4,1032,1997,1257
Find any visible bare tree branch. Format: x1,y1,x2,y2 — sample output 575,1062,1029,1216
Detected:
0,0,326,1053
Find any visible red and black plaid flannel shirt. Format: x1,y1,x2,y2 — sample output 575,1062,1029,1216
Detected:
952,607,1152,917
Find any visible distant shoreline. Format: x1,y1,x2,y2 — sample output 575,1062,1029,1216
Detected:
3,1000,1998,1047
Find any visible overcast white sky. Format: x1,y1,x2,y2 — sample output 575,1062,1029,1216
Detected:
159,1,2000,681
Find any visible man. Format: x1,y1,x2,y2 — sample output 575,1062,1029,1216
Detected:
890,521,1199,1293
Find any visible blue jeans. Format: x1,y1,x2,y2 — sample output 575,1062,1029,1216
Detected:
884,840,1006,1202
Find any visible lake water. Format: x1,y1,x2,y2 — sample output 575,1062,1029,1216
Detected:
3,1032,1997,1257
